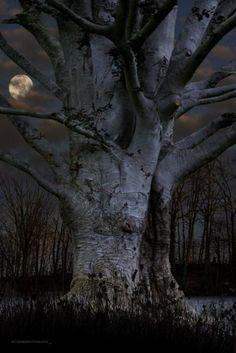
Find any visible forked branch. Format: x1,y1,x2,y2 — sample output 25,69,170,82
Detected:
130,0,177,48
46,0,114,36
156,113,236,191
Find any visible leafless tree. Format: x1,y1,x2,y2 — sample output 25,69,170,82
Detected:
0,177,72,291
171,160,235,292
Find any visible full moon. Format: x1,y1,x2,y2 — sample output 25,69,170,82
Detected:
9,74,33,100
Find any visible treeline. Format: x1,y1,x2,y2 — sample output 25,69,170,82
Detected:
170,160,236,293
0,178,72,293
0,158,235,295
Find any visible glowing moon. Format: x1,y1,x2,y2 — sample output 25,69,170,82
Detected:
9,74,33,100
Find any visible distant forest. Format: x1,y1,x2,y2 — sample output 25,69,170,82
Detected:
0,158,235,296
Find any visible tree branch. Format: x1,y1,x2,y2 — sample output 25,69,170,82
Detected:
157,0,236,118
185,59,236,92
176,113,236,149
46,0,114,36
121,47,151,113
0,152,62,197
130,0,177,48
0,107,58,120
0,106,118,151
176,82,236,118
0,32,64,101
141,4,178,99
13,10,69,93
156,113,236,192
0,95,68,182
126,0,139,39
114,0,129,39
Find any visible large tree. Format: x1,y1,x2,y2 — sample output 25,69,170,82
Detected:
0,0,236,311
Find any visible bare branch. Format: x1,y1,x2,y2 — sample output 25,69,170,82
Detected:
141,5,178,99
0,106,118,151
176,113,236,149
46,0,114,36
13,11,69,93
157,0,236,118
130,0,177,48
0,32,64,101
126,0,139,39
197,85,236,104
156,113,236,191
185,59,236,92
176,82,236,118
179,118,236,178
0,95,68,182
114,0,140,40
114,0,129,38
0,152,62,197
121,47,151,113
0,107,58,120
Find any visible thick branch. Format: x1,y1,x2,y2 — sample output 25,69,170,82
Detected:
157,0,236,118
126,0,139,39
179,118,236,177
115,0,129,38
0,153,62,197
121,48,151,113
46,0,114,36
130,0,177,48
156,113,236,192
0,32,64,100
176,82,236,118
141,4,178,99
0,106,117,150
114,0,140,40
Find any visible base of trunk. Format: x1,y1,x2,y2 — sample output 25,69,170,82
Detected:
62,267,198,323
68,275,135,311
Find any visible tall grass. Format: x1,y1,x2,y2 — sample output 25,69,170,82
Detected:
0,295,234,352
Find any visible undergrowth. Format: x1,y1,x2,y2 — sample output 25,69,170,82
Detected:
0,295,235,352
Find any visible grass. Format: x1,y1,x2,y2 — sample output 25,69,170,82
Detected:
0,295,235,352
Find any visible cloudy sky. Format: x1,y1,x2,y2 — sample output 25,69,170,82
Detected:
0,0,235,180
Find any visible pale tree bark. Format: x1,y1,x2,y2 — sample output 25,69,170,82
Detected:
0,0,236,313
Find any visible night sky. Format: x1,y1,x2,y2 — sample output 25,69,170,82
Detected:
0,1,235,180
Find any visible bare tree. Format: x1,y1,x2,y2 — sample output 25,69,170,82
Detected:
171,160,235,293
216,161,236,280
0,178,53,277
0,177,73,292
0,0,236,311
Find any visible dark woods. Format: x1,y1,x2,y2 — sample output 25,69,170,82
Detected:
0,177,73,296
0,157,234,297
171,159,236,296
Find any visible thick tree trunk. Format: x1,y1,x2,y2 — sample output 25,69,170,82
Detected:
55,3,186,313
59,142,151,310
59,148,184,312
139,190,185,308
